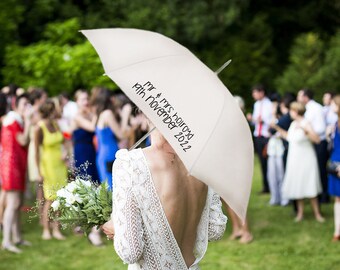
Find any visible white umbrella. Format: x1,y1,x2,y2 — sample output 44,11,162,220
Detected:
81,28,254,221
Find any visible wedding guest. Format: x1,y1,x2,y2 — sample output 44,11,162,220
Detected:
267,95,287,206
59,92,78,124
0,92,7,229
92,88,128,190
114,92,134,149
59,92,78,140
327,95,340,241
35,100,67,240
27,88,47,221
267,93,294,206
1,94,31,253
225,95,253,244
223,201,252,244
71,89,102,246
102,126,227,269
297,89,328,203
71,89,99,183
323,91,338,128
247,84,272,193
277,93,295,167
273,102,324,222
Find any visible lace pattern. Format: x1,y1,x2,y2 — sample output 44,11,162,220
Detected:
112,149,227,270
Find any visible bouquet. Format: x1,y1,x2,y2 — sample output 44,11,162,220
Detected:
49,177,112,234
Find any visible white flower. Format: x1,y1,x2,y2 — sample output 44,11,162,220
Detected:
74,194,83,204
65,181,77,193
57,188,68,198
51,200,60,211
82,180,91,187
65,193,76,205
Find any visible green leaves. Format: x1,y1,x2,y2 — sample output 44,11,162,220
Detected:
50,180,112,235
2,19,115,95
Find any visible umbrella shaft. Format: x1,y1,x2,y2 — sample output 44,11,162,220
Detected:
129,127,156,150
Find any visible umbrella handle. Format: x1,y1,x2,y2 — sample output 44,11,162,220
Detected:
129,127,156,150
214,59,232,75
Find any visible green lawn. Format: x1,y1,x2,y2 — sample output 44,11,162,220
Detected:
1,158,340,270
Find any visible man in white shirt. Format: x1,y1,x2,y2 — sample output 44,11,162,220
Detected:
298,89,329,203
247,85,272,194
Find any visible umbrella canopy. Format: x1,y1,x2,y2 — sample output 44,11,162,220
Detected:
81,28,254,221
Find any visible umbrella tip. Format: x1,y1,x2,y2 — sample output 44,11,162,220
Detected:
215,59,232,75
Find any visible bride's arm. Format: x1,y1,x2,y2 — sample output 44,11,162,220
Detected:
111,152,144,264
208,191,228,241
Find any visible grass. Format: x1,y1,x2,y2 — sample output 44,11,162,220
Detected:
1,158,340,270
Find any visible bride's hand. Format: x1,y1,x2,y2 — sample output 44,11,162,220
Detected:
102,219,115,240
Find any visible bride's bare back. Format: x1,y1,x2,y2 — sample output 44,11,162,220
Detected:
143,147,208,267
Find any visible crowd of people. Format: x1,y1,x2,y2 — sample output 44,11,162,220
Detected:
247,85,340,236
0,84,149,253
0,83,339,256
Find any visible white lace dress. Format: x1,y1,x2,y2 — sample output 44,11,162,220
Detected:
111,149,227,270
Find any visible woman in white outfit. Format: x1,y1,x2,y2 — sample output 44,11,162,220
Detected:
272,102,324,222
102,127,227,269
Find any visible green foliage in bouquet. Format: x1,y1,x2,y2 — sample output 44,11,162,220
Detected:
50,178,112,234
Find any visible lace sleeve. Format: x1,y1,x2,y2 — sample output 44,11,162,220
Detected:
112,150,144,264
208,191,227,241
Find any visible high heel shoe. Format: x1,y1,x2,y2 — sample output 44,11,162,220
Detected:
1,244,22,254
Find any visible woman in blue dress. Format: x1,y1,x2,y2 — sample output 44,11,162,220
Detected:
71,89,103,246
71,90,99,183
92,88,128,190
328,95,340,241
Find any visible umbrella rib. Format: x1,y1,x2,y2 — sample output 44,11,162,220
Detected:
104,54,188,75
188,93,227,175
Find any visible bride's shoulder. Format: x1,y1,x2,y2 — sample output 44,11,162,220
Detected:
114,148,148,174
115,148,142,161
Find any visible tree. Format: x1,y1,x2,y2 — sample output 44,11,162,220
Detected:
310,31,340,92
2,19,114,95
274,33,324,95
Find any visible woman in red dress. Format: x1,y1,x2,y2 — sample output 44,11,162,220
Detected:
0,94,31,253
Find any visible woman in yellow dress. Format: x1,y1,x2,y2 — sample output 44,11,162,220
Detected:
35,100,68,240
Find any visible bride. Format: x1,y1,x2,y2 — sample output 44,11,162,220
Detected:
102,126,227,269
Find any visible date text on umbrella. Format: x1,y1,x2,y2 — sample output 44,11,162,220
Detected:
132,81,194,152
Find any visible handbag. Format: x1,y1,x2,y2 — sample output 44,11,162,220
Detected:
327,161,340,176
